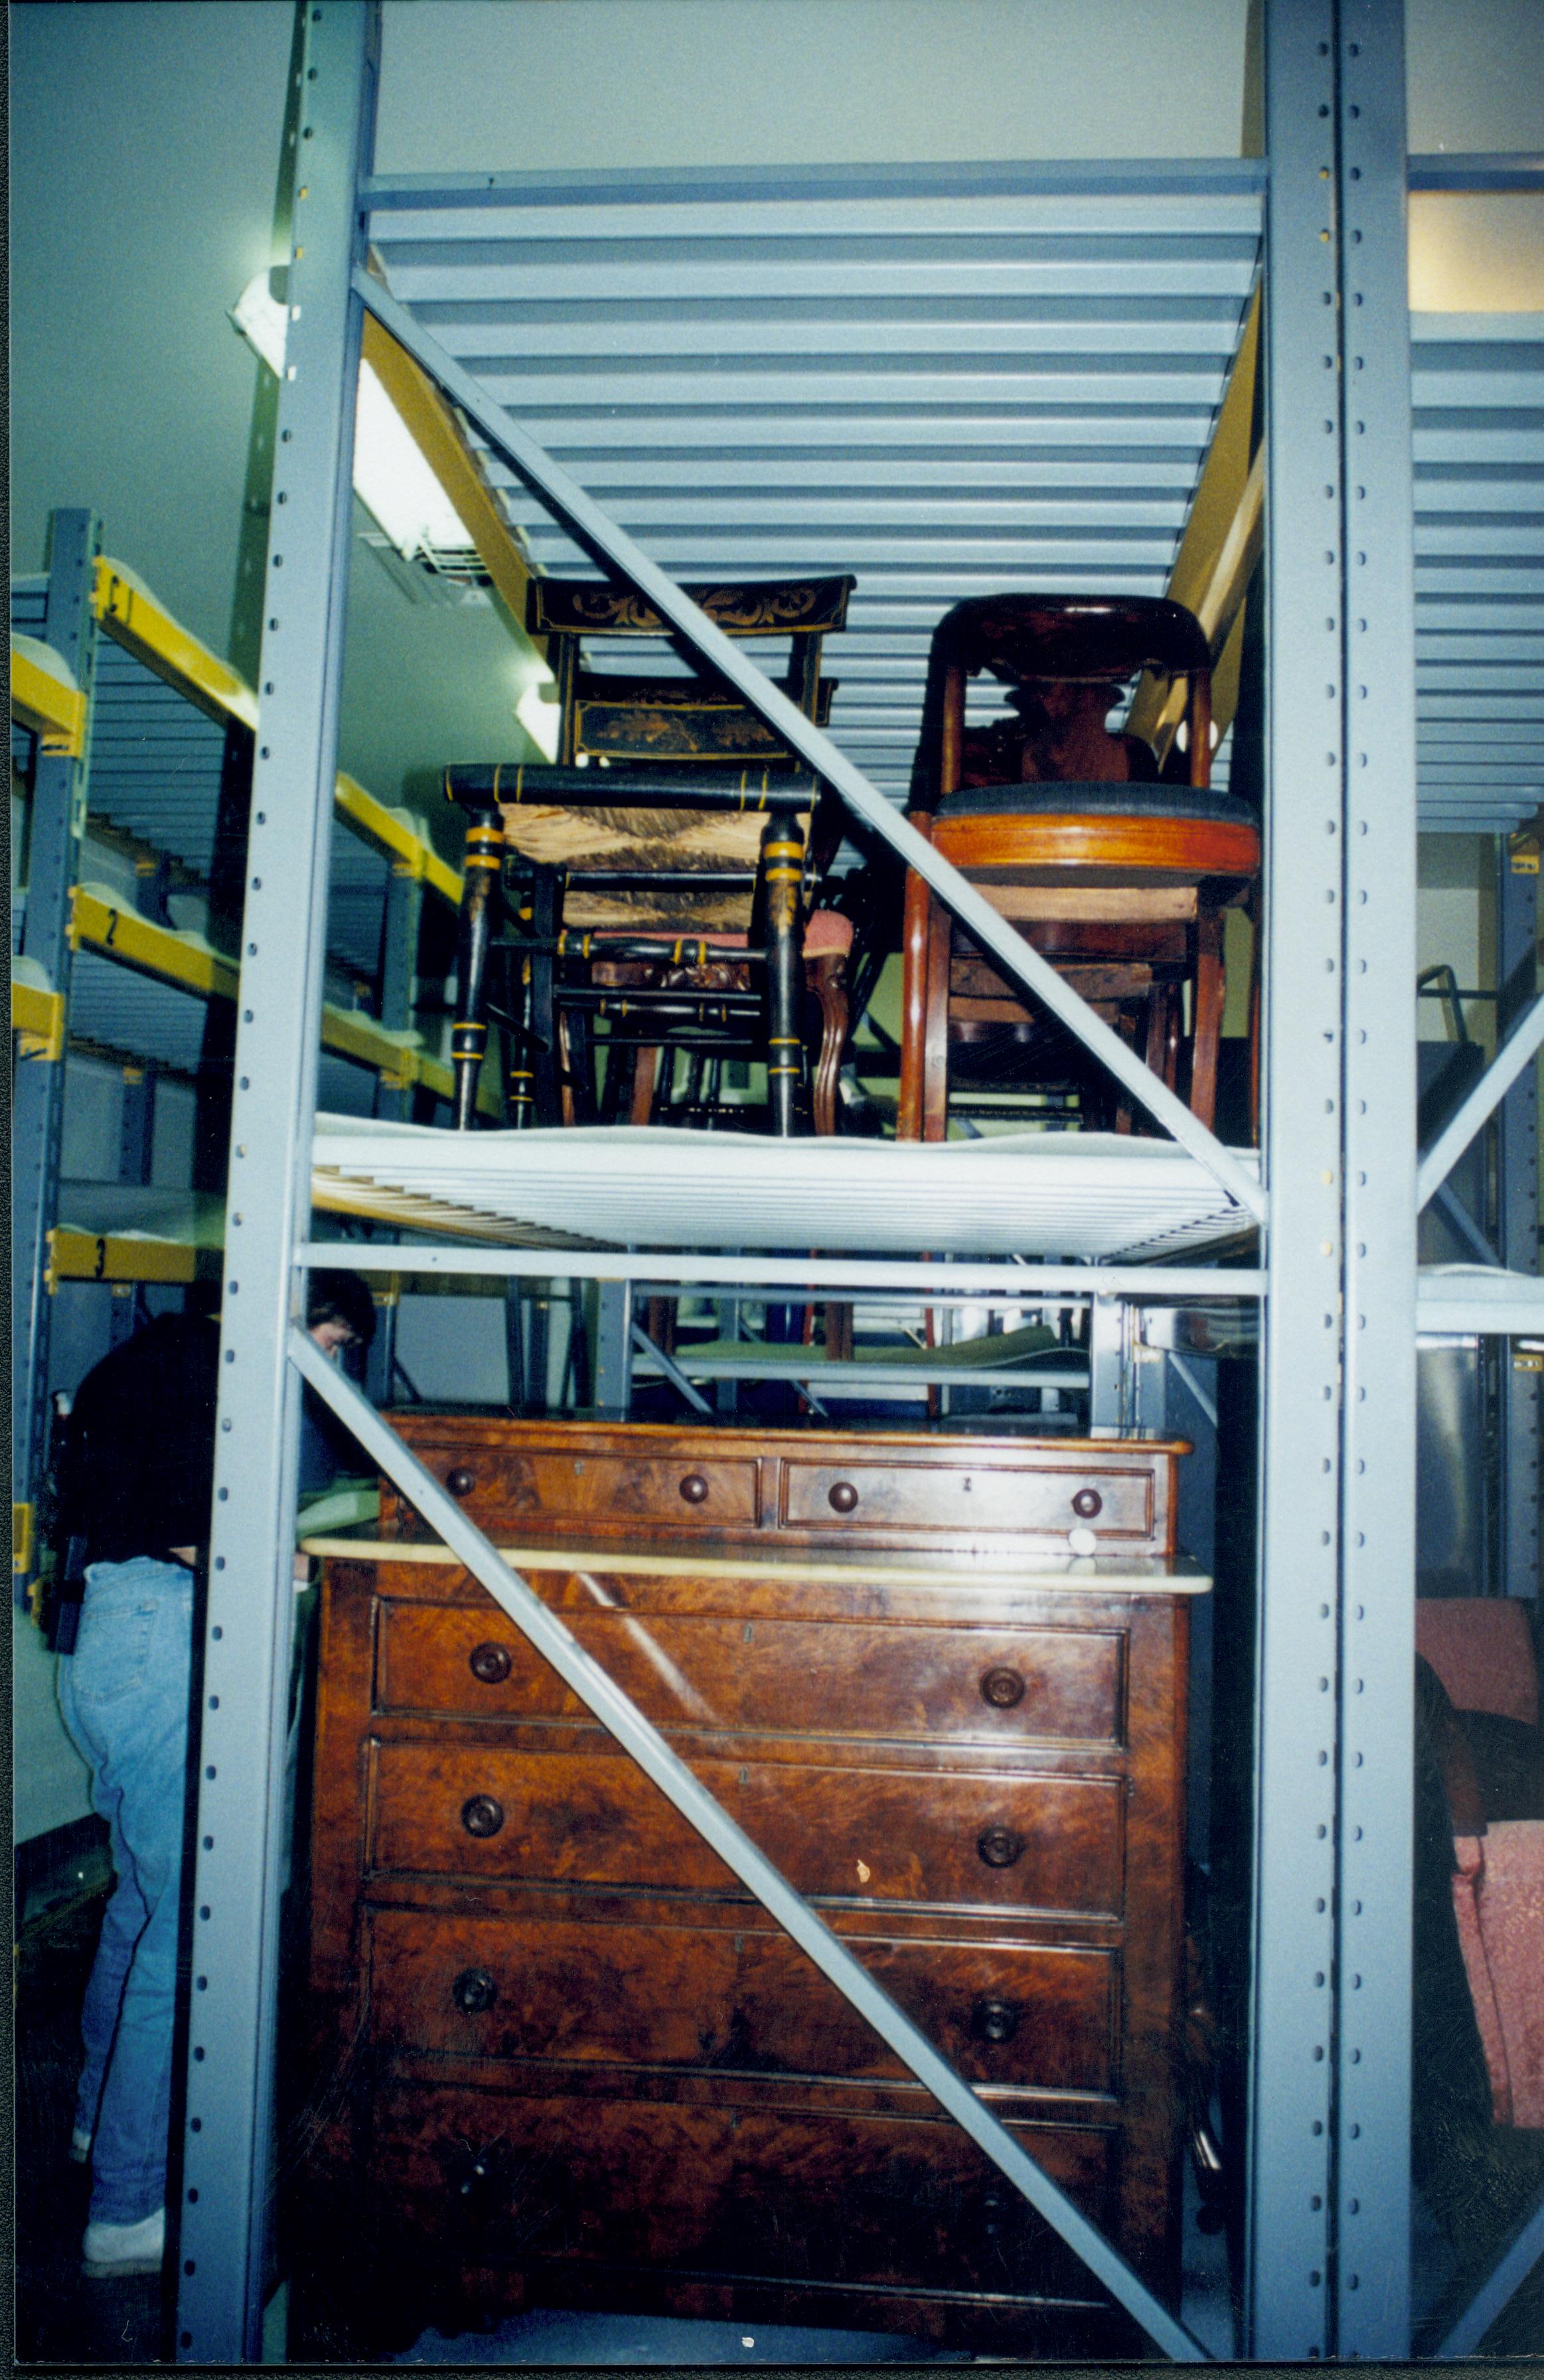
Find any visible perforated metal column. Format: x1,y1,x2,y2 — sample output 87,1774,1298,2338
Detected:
1334,3,1417,2353
1496,849,1541,1597
173,5,376,2359
1249,1,1417,2355
1250,7,1351,2349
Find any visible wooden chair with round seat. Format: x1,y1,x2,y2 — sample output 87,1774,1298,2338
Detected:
897,593,1261,1141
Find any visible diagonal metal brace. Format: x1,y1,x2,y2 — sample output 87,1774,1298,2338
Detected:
1417,991,1544,1213
290,1326,1208,2360
352,269,1265,1227
1433,2184,1544,2358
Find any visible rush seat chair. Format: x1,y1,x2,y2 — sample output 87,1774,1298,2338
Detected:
896,594,1261,1140
445,574,859,1136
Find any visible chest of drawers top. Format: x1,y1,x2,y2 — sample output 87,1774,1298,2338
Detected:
374,1414,1189,1563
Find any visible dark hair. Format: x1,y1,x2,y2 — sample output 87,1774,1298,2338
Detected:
305,1268,377,1349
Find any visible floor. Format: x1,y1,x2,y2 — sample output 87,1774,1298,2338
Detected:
15,1878,1542,2366
14,1891,169,2365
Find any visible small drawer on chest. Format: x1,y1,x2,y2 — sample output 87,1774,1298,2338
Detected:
376,1603,1126,1748
367,1740,1125,1917
383,1439,759,1540
779,1455,1164,1550
367,1905,1119,2097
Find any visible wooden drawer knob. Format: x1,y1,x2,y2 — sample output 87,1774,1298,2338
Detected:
460,1793,505,1838
446,1467,477,1497
678,1473,710,1505
827,1480,860,1514
970,1996,1021,2046
468,1641,512,1685
980,1666,1026,1710
1071,1487,1103,1520
445,2142,505,2213
452,1966,497,2015
976,1822,1025,1870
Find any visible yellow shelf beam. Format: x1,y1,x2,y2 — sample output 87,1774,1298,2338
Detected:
70,886,242,1002
93,560,261,733
63,890,493,1107
334,773,462,905
318,1005,501,1116
11,978,67,1063
90,557,462,905
46,1226,202,1288
10,639,88,756
1128,285,1263,761
319,1000,418,1082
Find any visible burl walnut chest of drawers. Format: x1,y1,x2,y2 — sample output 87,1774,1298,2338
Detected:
298,1418,1200,2359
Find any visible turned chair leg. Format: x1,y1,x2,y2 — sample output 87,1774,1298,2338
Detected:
526,864,564,1128
451,813,504,1129
898,857,930,1141
629,1047,660,1125
898,812,951,1144
1189,905,1225,1130
759,805,807,1139
806,952,850,1138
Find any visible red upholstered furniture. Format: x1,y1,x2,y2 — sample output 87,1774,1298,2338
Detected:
1417,1599,1544,2129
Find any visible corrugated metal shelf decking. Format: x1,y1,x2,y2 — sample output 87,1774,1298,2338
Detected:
368,171,1541,833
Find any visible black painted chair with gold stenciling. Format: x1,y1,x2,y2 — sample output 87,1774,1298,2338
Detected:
445,574,860,1137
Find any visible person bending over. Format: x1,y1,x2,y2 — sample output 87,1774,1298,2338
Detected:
53,1270,376,2280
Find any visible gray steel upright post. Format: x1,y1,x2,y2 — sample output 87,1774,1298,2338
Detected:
174,3,375,2360
1249,3,1357,2354
12,507,100,1607
1496,847,1540,1596
1334,3,1417,2352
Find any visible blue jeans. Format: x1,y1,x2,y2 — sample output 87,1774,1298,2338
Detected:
58,1557,194,2226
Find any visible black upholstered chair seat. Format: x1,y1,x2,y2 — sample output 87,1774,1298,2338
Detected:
937,781,1256,826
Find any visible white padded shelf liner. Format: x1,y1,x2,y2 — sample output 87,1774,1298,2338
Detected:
312,1115,1259,1261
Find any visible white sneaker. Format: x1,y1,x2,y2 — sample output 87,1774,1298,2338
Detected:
82,2207,165,2277
70,2125,94,2164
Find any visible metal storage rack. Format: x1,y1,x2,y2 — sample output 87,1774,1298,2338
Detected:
10,532,481,1608
61,0,1531,2359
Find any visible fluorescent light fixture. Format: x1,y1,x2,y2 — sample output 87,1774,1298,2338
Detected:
230,271,287,376
230,271,480,568
516,678,562,761
353,362,478,561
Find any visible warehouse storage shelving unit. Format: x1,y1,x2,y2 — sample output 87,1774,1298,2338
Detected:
10,533,482,1609
50,0,1527,2361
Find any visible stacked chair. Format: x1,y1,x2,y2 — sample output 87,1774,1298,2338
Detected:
443,574,860,1137
896,594,1260,1139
